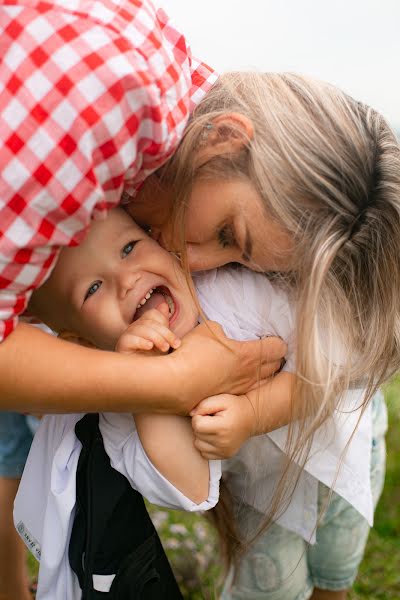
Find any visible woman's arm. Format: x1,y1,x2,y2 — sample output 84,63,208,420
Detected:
249,372,296,435
0,322,286,414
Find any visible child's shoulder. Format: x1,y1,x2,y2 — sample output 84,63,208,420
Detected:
194,266,293,341
194,264,272,296
195,265,289,310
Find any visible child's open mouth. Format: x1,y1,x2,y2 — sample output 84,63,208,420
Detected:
133,286,176,322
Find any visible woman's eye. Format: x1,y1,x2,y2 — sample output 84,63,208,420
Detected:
84,281,102,301
121,241,136,258
218,225,236,249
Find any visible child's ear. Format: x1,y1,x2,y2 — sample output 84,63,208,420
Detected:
58,330,97,349
195,112,254,166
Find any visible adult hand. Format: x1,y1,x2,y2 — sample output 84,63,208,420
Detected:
167,321,286,413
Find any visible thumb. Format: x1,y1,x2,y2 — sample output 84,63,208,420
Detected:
190,396,226,417
156,301,170,321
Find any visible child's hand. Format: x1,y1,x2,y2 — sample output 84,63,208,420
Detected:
190,393,256,459
115,303,181,354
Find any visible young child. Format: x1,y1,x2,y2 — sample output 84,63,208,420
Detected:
21,206,385,600
14,208,223,599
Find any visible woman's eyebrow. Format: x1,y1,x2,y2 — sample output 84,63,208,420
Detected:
241,226,253,262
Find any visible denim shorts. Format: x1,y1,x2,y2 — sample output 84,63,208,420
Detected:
220,391,387,600
0,412,39,478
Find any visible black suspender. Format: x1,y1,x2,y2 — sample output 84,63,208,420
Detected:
69,414,183,599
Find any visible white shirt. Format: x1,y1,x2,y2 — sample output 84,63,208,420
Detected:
14,413,220,599
195,266,376,543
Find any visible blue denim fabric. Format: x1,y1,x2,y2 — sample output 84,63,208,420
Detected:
220,391,387,600
0,412,39,478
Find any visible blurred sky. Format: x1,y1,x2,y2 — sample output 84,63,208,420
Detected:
159,0,400,129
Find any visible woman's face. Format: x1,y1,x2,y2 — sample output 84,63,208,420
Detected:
129,178,293,272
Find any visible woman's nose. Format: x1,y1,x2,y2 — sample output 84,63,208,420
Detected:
186,243,228,272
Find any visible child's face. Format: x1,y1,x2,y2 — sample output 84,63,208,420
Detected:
36,209,199,350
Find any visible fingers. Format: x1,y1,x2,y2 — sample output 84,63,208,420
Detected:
191,414,221,435
190,396,225,417
195,322,286,368
193,435,238,460
260,359,285,379
144,304,170,326
260,335,287,362
156,302,170,321
116,306,181,354
237,336,287,380
117,333,153,353
193,438,227,461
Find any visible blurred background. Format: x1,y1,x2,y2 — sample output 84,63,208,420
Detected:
160,0,400,133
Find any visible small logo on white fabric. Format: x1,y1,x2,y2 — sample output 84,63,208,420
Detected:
16,521,41,561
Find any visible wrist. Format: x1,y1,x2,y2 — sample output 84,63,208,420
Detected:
163,350,199,414
241,393,259,439
244,388,267,437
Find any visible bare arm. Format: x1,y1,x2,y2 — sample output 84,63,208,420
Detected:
134,414,210,503
0,321,286,415
250,372,296,435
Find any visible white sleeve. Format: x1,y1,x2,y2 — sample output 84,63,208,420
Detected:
195,267,296,372
99,413,221,512
13,414,84,600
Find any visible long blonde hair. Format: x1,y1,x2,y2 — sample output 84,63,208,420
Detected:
159,72,400,565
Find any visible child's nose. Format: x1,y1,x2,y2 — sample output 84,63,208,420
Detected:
117,269,139,298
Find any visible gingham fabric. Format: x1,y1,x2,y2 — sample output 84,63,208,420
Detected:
0,0,217,342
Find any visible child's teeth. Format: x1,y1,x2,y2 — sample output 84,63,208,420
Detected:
136,289,155,310
164,294,175,316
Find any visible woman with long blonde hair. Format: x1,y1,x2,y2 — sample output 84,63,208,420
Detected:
129,72,400,599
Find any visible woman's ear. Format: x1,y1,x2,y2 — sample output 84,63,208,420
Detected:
58,330,97,349
195,112,254,166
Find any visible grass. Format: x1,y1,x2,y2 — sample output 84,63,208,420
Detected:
153,379,400,600
347,378,400,600
28,381,400,598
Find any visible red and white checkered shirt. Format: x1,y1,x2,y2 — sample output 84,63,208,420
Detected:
0,0,217,342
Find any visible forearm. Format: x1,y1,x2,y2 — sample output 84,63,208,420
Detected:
0,321,287,414
249,372,296,435
0,323,180,413
134,413,210,503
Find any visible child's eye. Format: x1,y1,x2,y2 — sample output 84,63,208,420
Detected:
84,281,102,301
218,225,237,249
121,241,137,258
